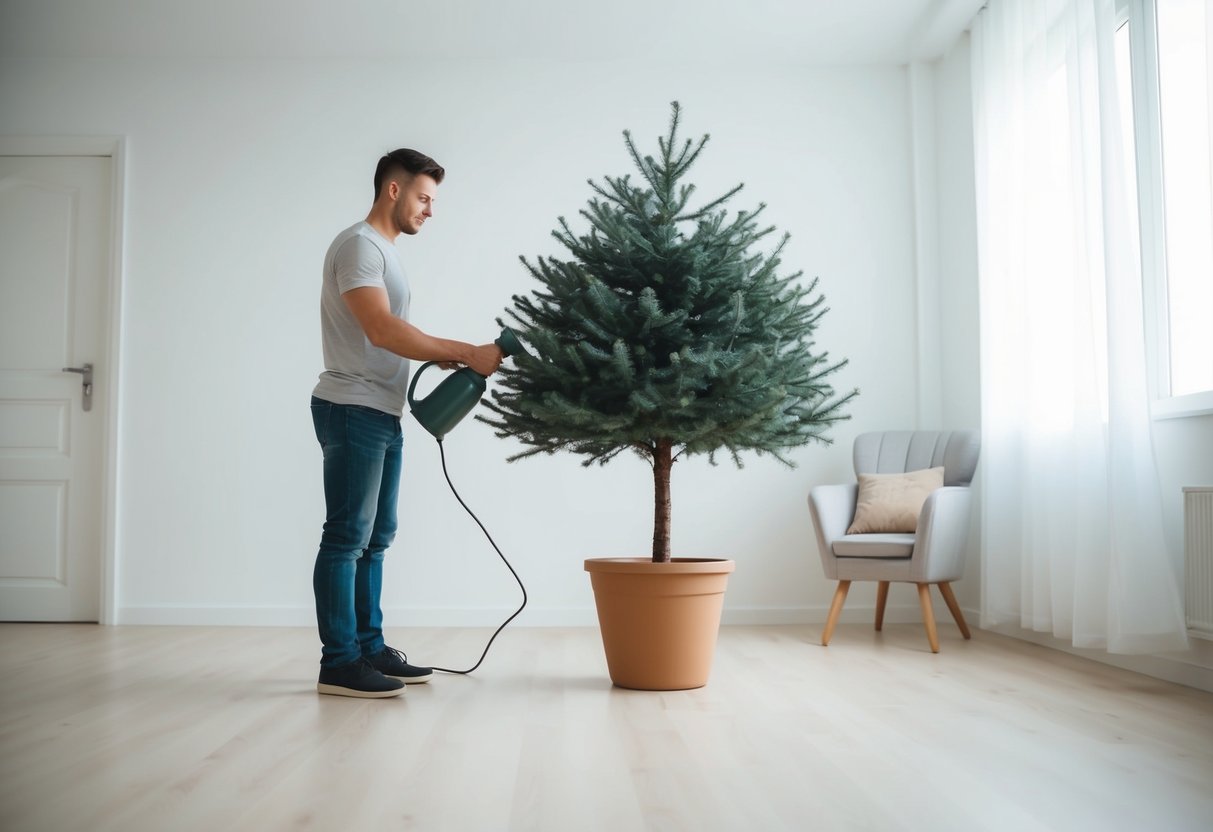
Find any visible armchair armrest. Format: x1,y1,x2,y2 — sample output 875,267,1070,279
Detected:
808,483,858,579
911,486,973,583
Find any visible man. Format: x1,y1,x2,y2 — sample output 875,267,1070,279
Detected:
311,149,502,698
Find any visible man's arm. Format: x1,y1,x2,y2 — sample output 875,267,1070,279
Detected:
342,286,502,376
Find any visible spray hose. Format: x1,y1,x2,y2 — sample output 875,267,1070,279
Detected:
428,438,528,675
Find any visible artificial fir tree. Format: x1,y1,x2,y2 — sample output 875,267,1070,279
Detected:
480,102,857,562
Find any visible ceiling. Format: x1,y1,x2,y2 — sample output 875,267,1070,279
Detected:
0,0,984,64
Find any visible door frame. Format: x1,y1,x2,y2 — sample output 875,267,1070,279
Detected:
1,136,126,624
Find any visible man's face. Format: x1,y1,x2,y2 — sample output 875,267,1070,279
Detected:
392,173,438,236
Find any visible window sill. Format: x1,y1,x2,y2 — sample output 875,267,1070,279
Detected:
1152,390,1213,420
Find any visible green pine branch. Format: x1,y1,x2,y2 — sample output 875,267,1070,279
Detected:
478,102,858,560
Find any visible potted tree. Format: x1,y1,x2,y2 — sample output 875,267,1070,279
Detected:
480,103,856,689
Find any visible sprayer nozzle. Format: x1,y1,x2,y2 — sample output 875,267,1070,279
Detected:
495,327,528,359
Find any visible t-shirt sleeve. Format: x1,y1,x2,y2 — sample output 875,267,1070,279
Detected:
332,235,387,294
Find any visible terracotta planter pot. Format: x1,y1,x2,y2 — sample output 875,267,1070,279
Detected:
584,557,736,691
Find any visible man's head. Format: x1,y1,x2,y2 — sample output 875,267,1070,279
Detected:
373,149,445,236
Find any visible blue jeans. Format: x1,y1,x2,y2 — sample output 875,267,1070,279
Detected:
311,396,403,668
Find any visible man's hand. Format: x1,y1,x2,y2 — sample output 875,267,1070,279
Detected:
466,344,504,376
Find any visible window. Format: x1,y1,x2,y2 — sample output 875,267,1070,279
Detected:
1126,0,1213,415
1155,0,1213,399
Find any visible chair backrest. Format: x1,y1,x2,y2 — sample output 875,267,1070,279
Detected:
853,430,980,486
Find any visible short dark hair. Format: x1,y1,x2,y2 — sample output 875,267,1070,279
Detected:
373,149,445,198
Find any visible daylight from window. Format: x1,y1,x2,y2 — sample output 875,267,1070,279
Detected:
1157,0,1213,397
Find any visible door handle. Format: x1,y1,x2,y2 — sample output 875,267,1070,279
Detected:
62,363,94,412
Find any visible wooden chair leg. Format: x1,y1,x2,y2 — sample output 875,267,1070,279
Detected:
938,582,972,640
822,581,851,646
917,583,940,653
874,581,890,631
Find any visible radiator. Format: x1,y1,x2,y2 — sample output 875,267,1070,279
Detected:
1185,487,1213,637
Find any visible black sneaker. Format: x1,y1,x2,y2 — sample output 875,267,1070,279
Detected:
366,646,433,684
317,657,405,698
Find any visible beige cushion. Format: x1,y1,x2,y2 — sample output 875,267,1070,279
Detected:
846,467,944,534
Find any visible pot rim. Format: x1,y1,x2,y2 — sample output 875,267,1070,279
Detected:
583,557,736,574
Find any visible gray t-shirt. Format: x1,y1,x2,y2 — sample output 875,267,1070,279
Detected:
312,221,412,415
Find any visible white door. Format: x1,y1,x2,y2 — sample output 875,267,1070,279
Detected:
0,156,112,621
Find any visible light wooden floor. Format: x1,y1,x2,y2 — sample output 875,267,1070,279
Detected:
1,623,1211,832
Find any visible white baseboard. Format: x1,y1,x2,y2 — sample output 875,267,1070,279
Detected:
115,605,599,628
115,602,948,628
117,606,317,627
720,602,945,626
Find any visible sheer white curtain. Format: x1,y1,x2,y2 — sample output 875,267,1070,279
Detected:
971,0,1188,653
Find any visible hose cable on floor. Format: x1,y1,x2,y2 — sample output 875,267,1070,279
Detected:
429,438,527,675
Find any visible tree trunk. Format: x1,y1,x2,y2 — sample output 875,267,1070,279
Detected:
652,438,673,562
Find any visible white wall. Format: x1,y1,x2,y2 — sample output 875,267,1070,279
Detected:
928,35,983,613
0,56,922,626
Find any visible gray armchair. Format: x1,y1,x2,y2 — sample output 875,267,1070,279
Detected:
808,430,980,652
